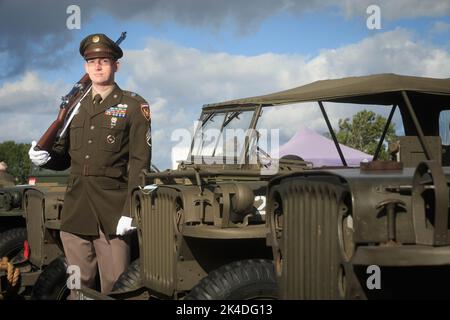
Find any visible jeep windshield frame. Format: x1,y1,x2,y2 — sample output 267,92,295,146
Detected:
188,104,262,165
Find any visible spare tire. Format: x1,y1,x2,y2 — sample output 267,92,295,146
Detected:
0,227,27,258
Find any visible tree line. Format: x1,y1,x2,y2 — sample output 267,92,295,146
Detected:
0,141,32,184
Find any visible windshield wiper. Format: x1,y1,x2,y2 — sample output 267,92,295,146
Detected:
201,113,215,126
222,111,241,128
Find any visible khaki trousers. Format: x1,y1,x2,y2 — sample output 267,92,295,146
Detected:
60,228,130,297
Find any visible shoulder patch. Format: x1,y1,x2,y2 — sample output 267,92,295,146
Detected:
140,103,151,121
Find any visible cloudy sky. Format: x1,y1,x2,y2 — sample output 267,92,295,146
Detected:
1,0,450,169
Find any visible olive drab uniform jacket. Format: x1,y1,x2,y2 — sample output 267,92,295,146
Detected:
44,83,151,236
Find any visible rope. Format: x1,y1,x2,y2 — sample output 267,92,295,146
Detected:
0,256,21,298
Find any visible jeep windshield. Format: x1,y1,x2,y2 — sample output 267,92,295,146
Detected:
188,102,392,168
189,109,256,162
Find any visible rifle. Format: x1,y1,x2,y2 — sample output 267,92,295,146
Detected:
36,32,127,152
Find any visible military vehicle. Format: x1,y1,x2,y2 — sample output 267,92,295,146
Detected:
97,73,450,301
0,168,19,233
252,74,450,299
0,166,69,299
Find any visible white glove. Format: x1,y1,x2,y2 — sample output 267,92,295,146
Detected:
116,216,136,236
28,141,51,166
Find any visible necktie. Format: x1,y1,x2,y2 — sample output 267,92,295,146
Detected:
93,94,102,105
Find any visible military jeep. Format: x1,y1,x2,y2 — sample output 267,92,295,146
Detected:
107,100,311,299
81,92,313,301
251,73,450,299
0,166,69,299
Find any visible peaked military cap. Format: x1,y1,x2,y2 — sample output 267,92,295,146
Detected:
79,33,123,60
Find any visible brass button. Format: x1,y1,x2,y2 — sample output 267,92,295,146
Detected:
85,155,90,159
88,140,93,144
90,125,95,130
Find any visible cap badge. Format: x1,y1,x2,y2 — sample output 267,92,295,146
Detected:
92,35,100,43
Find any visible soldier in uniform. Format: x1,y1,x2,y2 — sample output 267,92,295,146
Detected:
28,34,151,296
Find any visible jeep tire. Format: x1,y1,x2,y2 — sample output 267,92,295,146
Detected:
186,259,278,300
111,259,142,293
31,255,69,300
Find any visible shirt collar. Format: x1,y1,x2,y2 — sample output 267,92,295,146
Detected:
92,84,115,101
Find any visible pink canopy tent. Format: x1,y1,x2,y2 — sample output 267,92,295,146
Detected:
278,127,372,167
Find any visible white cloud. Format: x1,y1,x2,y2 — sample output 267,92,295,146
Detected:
2,28,450,168
431,21,450,34
0,72,68,143
305,28,450,78
258,29,450,141
0,72,67,114
0,113,55,143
